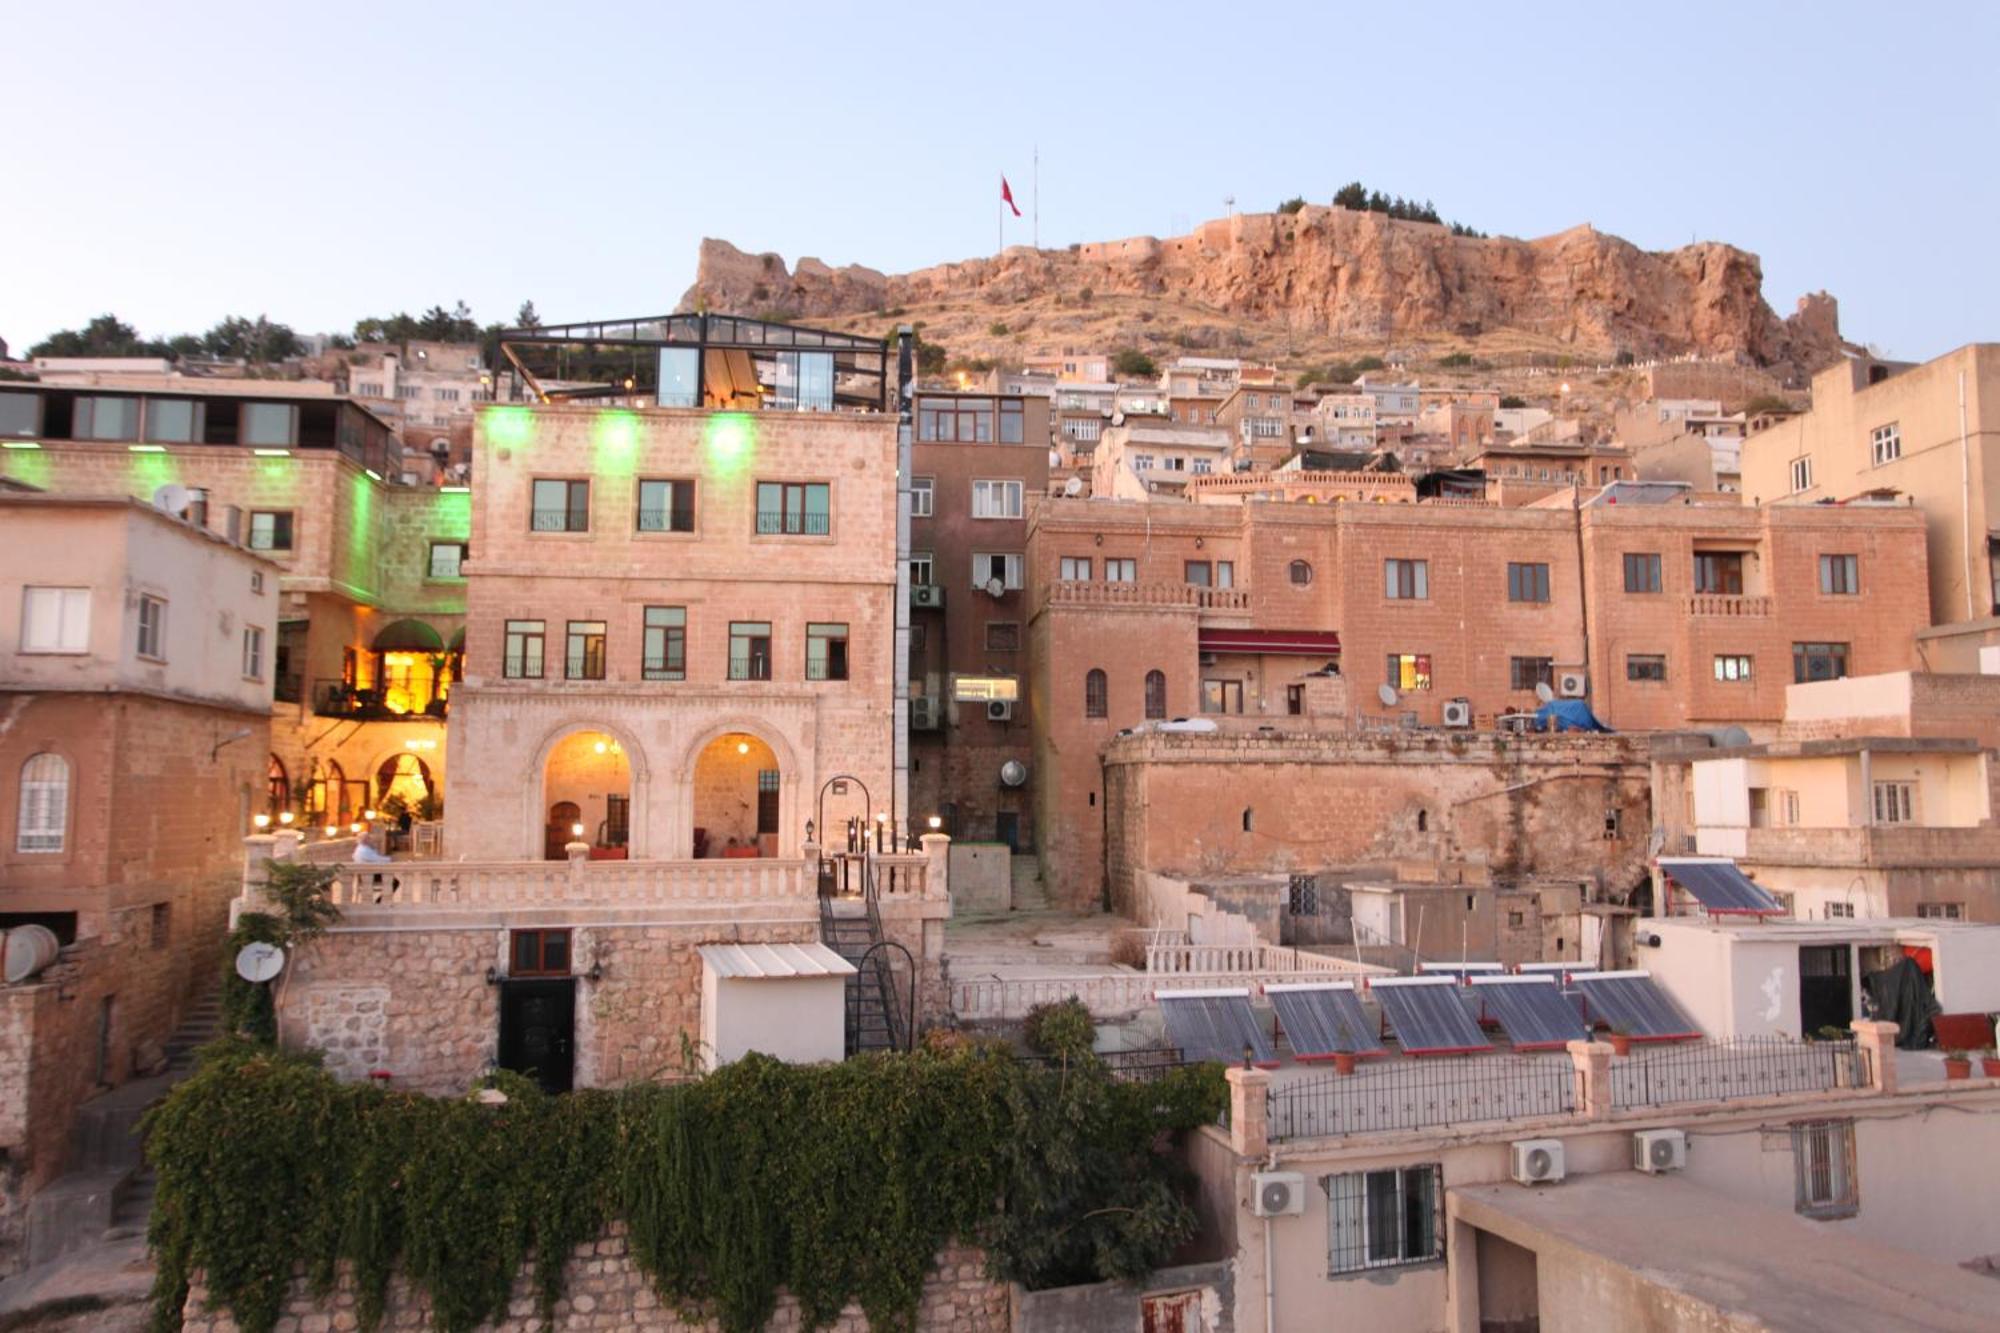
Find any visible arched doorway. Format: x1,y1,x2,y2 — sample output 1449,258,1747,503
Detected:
542,731,630,860
375,753,435,819
266,755,289,817
692,732,779,858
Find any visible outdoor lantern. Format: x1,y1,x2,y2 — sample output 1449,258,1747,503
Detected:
572,822,585,838
277,810,294,826
350,822,364,834
927,815,942,831
325,824,339,838
364,808,378,821
736,741,750,755
253,813,271,830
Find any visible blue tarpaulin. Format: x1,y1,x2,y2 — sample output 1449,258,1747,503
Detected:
1533,699,1612,732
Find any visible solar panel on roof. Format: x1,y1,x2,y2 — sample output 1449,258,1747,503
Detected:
1516,962,1573,976
1659,858,1783,915
1471,976,1594,1050
1571,971,1701,1041
1370,977,1492,1055
1417,962,1504,977
1266,983,1384,1060
1157,989,1277,1066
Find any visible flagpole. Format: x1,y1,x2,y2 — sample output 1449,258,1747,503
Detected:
997,173,1002,255
1033,145,1039,251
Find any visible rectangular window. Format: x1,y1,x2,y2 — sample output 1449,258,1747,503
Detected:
1693,553,1745,595
1384,559,1429,600
1201,679,1245,714
247,510,294,552
1184,560,1211,587
565,620,607,680
1626,654,1667,682
971,479,1025,519
971,552,1024,590
909,553,934,586
1059,556,1093,582
137,594,167,660
531,479,590,532
1713,654,1753,682
806,622,849,681
237,625,263,680
642,606,686,681
1872,781,1914,824
1870,423,1901,466
636,478,696,533
510,928,571,978
1792,641,1849,684
0,390,42,437
773,350,834,411
910,476,934,517
1506,562,1550,603
1216,560,1234,588
1792,1121,1858,1219
1818,554,1859,595
76,395,139,441
1104,558,1137,583
1824,902,1855,920
1385,653,1433,691
985,622,1021,652
427,541,466,579
729,621,773,681
1326,1165,1442,1274
1509,656,1554,692
503,620,544,678
21,587,91,653
952,676,1019,702
755,481,831,535
657,347,699,408
1789,456,1813,493
242,402,296,447
756,769,780,834
145,398,199,443
1916,902,1964,920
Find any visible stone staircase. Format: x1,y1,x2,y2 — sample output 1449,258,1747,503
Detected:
1010,854,1049,912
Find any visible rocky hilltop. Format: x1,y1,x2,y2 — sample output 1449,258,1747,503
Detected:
678,205,1844,373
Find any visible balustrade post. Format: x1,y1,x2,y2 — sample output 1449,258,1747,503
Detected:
234,834,279,928
1849,1019,1899,1095
1225,1065,1272,1157
566,840,589,899
919,832,951,901
1568,1039,1613,1120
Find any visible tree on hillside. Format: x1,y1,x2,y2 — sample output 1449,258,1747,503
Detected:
1333,181,1368,210
202,315,301,362
1277,196,1306,215
30,314,174,359
1111,348,1157,379
515,299,541,329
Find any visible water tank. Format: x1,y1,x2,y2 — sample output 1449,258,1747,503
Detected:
3,925,60,983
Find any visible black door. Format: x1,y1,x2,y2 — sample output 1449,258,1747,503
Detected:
995,812,1020,852
1799,946,1852,1036
499,979,575,1093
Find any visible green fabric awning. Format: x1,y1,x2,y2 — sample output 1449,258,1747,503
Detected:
372,618,445,652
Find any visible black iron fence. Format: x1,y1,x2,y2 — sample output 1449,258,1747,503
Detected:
1022,1045,1189,1084
1268,1056,1576,1141
1609,1036,1859,1109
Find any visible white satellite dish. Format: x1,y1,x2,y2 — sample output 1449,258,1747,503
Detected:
235,941,285,983
152,483,193,517
1063,476,1085,497
983,577,1006,599
1534,682,1556,704
999,759,1029,788
1377,683,1400,708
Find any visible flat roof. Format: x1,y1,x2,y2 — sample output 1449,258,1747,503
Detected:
1701,736,1984,760
1648,915,1996,942
698,942,856,979
0,493,279,563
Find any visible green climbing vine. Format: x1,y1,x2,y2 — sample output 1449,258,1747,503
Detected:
145,1035,1224,1333
219,861,341,1045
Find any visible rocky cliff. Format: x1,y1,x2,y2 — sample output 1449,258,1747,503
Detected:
678,206,1843,372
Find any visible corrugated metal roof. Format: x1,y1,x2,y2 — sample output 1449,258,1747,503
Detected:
698,942,856,980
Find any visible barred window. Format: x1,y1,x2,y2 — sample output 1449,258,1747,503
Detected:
1326,1165,1442,1274
1792,1120,1858,1219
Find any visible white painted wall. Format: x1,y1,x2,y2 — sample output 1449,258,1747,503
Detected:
699,970,847,1068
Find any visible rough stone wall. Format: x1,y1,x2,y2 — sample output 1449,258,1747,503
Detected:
180,1236,1008,1333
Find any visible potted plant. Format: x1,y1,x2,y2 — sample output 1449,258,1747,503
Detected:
1606,1026,1633,1058
1943,1050,1973,1080
1980,1047,2000,1079
1333,1050,1359,1076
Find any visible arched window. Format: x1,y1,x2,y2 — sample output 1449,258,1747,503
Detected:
266,755,289,817
1289,559,1314,586
1084,669,1108,718
1144,670,1167,719
17,754,70,853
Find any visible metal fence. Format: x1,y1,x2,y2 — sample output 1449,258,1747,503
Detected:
1020,1045,1189,1084
1609,1037,1859,1109
1268,1056,1576,1141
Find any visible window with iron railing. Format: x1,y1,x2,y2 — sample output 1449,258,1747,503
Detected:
565,620,606,680
1326,1164,1443,1275
532,478,590,532
755,481,830,535
504,619,544,678
729,621,772,680
806,622,849,681
642,606,685,680
636,478,696,533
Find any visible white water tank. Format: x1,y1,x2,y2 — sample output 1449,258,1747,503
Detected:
1979,645,2000,676
3,925,61,983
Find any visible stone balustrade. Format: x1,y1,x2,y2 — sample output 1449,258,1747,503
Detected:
1144,943,1381,977
330,856,822,908
1041,580,1252,613
1684,593,1773,617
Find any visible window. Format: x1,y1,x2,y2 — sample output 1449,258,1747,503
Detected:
1145,670,1167,719
1791,1121,1857,1220
0,390,42,437
503,620,544,678
1792,641,1849,684
1870,423,1901,466
806,623,849,680
531,479,590,532
1287,683,1305,715
985,622,1020,652
636,479,696,533
755,481,831,535
1626,654,1667,682
21,587,91,653
136,594,167,660
773,350,834,411
909,553,934,586
642,607,686,680
433,388,460,402
565,621,607,680
1693,553,1744,595
75,395,139,440
952,676,1019,702
247,511,294,552
1216,560,1234,588
1789,456,1813,493
1713,654,1753,682
1818,554,1858,595
1824,902,1855,920
910,476,934,518
150,903,170,950
1917,902,1965,920
971,479,1025,519
1184,561,1211,587
756,769,780,834
16,754,69,853
1385,653,1433,691
1060,557,1093,582
1201,679,1244,714
1104,558,1137,583
657,347,699,407
1871,781,1914,824
427,542,466,579
241,402,296,447
916,396,1021,443
1326,1165,1442,1274
510,928,571,978
1084,668,1108,718
1289,560,1313,586
1506,562,1550,603
145,399,199,443
242,626,264,680
1509,657,1554,692
1384,559,1429,600
729,621,772,681
971,552,1024,590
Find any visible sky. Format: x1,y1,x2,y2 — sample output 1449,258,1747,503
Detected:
4,1,1997,361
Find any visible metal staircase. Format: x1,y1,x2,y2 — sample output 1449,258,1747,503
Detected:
817,857,914,1056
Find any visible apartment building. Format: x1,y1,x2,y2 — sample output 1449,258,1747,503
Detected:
343,340,503,478
1308,392,1379,450
1466,437,1635,502
1021,351,1108,383
1051,381,1115,466
0,494,275,1271
1088,421,1230,500
1214,383,1301,470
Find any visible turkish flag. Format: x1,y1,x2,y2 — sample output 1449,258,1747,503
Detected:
1001,176,1022,217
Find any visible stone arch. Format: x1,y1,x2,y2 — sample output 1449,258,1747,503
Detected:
524,719,652,860
674,716,803,859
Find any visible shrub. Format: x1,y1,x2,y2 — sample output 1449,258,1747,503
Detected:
1351,355,1386,373
1500,395,1527,409
1111,349,1156,378
1276,196,1306,216
987,322,1009,338
1023,997,1095,1060
1438,351,1474,368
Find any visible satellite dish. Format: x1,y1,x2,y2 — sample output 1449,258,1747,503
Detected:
999,759,1029,788
1063,476,1085,496
235,941,285,983
152,484,193,517
984,577,1006,598
1707,725,1752,749
1377,683,1400,708
1534,682,1556,704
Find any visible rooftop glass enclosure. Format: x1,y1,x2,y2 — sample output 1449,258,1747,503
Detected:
497,314,891,413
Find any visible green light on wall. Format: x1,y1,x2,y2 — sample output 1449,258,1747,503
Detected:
705,412,755,477
485,406,534,449
2,449,50,489
127,448,177,496
593,410,641,476
347,471,377,599
1,440,41,450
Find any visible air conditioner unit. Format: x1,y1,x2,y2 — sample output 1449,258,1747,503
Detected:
987,700,1014,722
1510,1138,1566,1186
1557,671,1588,698
1251,1170,1307,1218
909,697,939,730
1198,653,1218,667
1632,1128,1687,1174
1442,699,1473,728
911,585,944,609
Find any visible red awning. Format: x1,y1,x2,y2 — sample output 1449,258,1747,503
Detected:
1198,629,1341,656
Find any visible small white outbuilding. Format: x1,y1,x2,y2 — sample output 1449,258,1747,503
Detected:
698,942,856,1069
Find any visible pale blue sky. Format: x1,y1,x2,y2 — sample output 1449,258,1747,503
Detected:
5,1,1995,360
